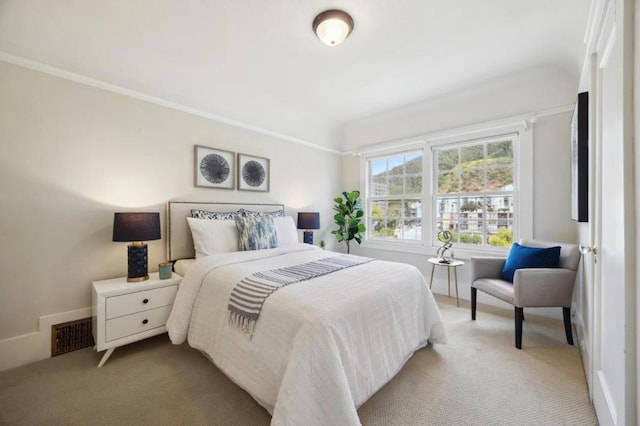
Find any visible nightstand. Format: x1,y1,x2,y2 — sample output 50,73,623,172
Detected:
427,257,464,307
92,272,182,367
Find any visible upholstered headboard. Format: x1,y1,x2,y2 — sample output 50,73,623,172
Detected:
167,201,285,261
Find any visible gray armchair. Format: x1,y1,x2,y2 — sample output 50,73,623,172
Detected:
470,239,581,349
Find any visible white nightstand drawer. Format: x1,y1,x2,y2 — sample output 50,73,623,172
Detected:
105,305,172,341
106,285,178,319
93,273,182,366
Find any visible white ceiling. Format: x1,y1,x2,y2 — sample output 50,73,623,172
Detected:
0,0,591,151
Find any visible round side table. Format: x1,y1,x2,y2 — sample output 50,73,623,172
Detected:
428,257,464,307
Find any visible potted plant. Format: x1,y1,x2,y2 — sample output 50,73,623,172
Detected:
331,190,366,254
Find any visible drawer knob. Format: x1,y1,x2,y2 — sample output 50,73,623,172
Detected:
142,319,149,325
143,298,149,304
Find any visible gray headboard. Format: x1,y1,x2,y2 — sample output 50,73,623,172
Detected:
167,201,285,261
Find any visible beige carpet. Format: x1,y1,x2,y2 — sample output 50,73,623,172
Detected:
0,295,597,425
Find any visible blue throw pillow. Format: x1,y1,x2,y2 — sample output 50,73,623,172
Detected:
235,215,278,251
501,243,561,282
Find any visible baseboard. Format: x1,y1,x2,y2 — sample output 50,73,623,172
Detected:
0,307,91,371
572,305,592,395
594,370,617,425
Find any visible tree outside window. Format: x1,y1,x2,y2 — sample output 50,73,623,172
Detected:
434,138,515,248
365,135,518,251
368,152,423,241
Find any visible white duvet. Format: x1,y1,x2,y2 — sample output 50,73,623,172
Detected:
167,244,446,425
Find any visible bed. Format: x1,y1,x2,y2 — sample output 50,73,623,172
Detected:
165,201,446,426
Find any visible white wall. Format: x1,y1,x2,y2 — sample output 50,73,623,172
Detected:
341,66,578,151
340,68,579,317
531,114,578,242
0,58,587,369
0,60,341,370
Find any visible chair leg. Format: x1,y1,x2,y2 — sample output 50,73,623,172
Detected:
515,307,523,349
563,307,574,345
471,287,477,320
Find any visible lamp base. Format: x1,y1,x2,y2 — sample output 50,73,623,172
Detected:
127,275,149,283
127,243,149,282
303,231,314,245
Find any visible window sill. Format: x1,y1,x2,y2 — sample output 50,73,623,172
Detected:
360,239,509,260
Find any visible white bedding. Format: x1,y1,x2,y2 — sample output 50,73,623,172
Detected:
173,258,195,276
167,244,446,425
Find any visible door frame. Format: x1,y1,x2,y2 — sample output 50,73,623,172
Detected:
582,0,637,424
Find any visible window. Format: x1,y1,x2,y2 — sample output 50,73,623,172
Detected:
368,151,423,241
433,136,515,248
363,124,529,253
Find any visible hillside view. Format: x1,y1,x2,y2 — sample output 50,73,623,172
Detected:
370,141,514,246
371,141,513,195
436,142,513,193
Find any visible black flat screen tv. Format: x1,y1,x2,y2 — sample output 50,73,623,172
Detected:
571,91,588,222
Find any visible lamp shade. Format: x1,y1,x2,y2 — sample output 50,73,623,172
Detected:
113,212,161,242
297,212,320,230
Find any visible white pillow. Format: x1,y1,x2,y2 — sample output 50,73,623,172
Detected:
273,216,299,247
186,218,239,258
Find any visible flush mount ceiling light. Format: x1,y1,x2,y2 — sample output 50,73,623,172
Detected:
312,9,354,46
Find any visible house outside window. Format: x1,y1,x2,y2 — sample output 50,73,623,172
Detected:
367,151,423,241
433,136,515,248
364,130,525,253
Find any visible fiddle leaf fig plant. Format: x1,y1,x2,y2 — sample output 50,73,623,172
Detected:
332,190,366,254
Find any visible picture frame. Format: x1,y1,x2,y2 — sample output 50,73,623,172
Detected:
194,145,235,190
237,153,270,192
571,92,588,222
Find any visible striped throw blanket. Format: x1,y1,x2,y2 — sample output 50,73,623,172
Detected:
228,254,373,335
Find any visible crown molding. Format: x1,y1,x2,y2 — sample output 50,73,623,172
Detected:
343,103,575,156
0,51,342,155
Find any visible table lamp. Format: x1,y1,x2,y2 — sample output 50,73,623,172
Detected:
297,212,320,245
113,212,161,282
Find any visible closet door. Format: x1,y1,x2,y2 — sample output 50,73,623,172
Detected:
588,1,635,424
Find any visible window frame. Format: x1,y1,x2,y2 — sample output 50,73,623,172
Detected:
431,133,518,251
366,147,425,245
360,121,533,258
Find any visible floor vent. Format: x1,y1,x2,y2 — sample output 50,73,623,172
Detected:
51,318,94,357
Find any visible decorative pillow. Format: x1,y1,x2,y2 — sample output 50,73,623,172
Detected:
273,216,298,246
238,208,285,218
190,209,239,220
235,216,278,251
501,242,561,282
186,218,238,257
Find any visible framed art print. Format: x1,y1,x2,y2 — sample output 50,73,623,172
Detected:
570,92,588,222
237,153,270,192
194,145,235,190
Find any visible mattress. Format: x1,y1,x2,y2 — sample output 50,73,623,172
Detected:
167,244,446,425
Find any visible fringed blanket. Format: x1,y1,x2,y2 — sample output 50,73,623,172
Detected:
228,254,373,334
